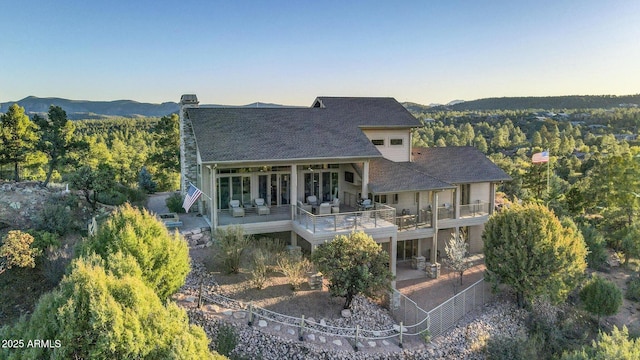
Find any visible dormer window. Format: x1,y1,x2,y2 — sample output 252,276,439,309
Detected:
372,139,384,146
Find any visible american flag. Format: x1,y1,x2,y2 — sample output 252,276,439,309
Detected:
531,151,549,164
182,183,203,213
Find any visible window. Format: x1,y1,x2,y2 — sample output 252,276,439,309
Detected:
393,193,399,204
374,194,388,204
372,139,384,146
390,138,403,146
345,171,354,183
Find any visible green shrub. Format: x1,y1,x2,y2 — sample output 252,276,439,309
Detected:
34,200,74,236
214,225,251,274
581,225,608,270
485,336,538,360
579,275,623,325
250,248,269,289
166,192,186,213
81,204,190,300
277,252,312,291
626,276,640,302
215,323,238,357
97,188,127,206
28,230,61,252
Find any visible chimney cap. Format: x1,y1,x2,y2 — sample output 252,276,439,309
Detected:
180,94,199,105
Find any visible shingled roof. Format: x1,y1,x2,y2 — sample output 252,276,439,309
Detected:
186,97,421,163
411,147,512,184
360,147,511,193
365,158,454,193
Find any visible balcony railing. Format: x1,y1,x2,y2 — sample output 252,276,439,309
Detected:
459,201,490,218
396,208,433,231
294,204,396,234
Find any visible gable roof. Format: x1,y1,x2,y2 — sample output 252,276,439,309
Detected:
366,158,455,193
362,146,511,193
185,97,420,164
411,147,512,184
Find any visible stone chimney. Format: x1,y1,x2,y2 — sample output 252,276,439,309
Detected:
179,94,199,196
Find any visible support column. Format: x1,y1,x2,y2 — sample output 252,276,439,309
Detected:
291,165,298,219
290,165,298,247
211,166,217,229
454,186,460,219
489,182,496,215
431,192,439,264
361,160,369,199
390,235,397,289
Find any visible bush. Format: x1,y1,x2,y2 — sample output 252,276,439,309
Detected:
81,203,190,300
277,252,312,291
166,192,186,213
138,166,157,194
626,276,640,302
34,199,75,236
214,225,251,274
28,230,61,252
0,257,217,359
215,323,238,357
96,188,127,206
41,244,73,286
485,336,538,360
579,275,623,325
250,249,269,290
581,225,609,270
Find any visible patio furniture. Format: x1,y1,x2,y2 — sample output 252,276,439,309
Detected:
318,202,331,215
254,198,270,215
359,198,373,210
307,195,318,206
229,200,245,217
331,198,340,213
297,200,312,213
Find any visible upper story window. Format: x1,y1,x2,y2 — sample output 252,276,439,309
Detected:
372,139,384,146
390,138,403,146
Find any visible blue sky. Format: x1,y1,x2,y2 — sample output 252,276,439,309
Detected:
1,0,639,106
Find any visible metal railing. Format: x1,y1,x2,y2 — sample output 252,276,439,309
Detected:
390,279,492,338
459,201,490,218
294,204,396,234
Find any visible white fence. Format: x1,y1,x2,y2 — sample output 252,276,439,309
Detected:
391,279,492,338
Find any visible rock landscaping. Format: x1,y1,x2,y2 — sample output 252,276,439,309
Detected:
177,259,528,359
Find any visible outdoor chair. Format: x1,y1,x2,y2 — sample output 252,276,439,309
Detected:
306,195,318,206
229,200,245,217
254,198,270,215
331,198,340,213
297,200,312,213
318,202,331,215
360,199,373,210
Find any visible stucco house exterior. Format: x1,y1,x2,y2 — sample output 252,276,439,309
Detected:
179,94,510,282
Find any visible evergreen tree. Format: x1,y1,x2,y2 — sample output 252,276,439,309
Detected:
311,231,393,309
483,203,587,308
0,104,37,181
33,106,81,187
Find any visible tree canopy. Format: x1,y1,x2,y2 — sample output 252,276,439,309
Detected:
311,231,393,309
80,203,190,300
483,203,587,308
0,256,219,360
0,104,37,181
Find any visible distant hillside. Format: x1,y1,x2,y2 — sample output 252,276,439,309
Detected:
438,94,640,111
0,96,180,119
0,96,293,119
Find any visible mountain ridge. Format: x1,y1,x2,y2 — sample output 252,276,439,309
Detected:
3,94,639,119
